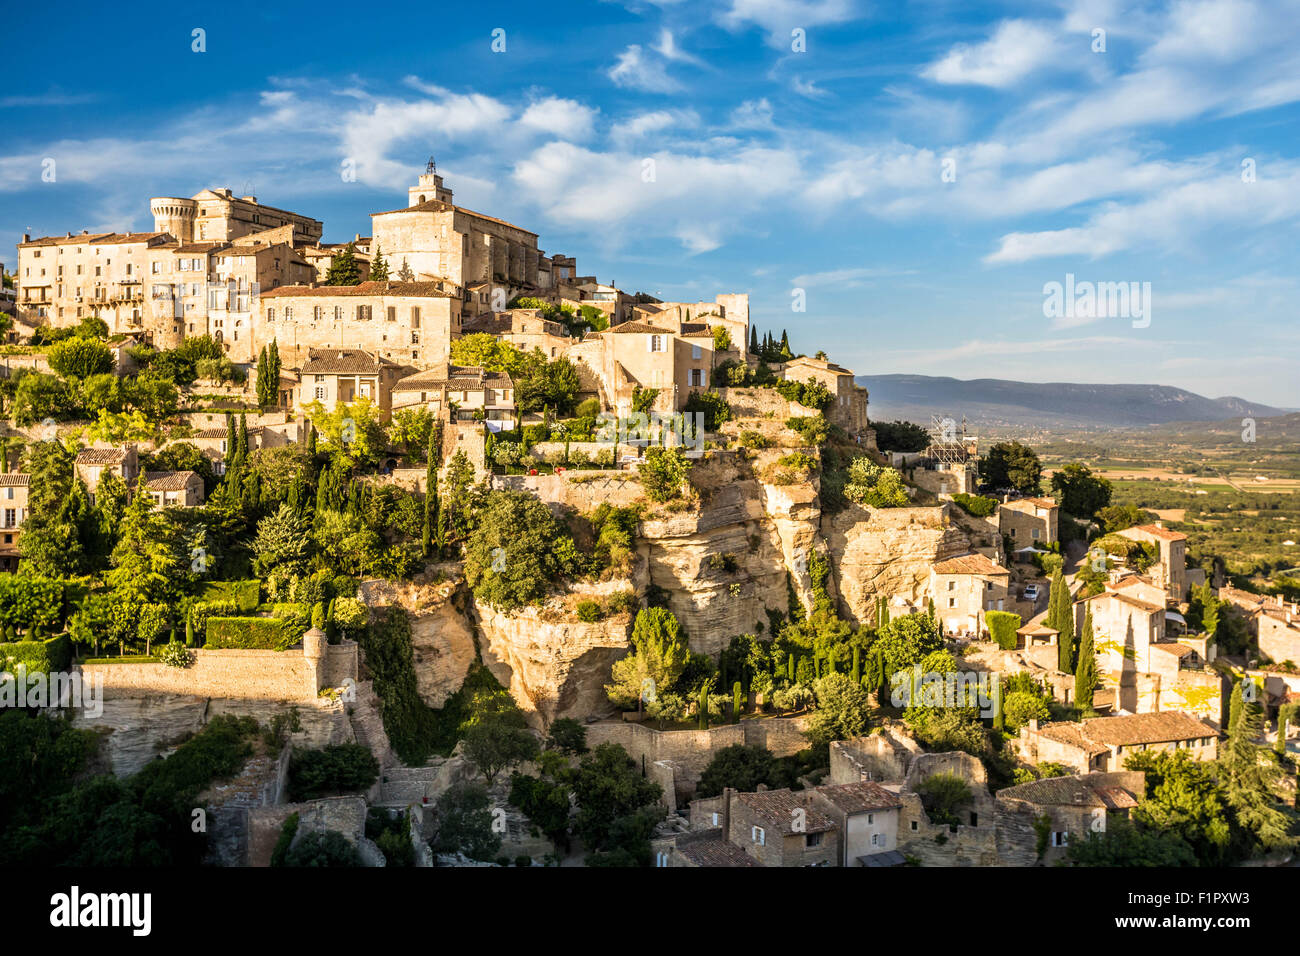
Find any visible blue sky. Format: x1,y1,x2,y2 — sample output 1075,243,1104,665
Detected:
3,0,1298,406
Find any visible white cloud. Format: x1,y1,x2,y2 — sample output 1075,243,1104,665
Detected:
519,97,597,139
608,44,681,93
718,0,858,47
610,110,699,144
730,98,775,129
923,20,1062,88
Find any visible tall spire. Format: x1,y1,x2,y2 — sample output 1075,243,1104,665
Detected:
426,156,437,175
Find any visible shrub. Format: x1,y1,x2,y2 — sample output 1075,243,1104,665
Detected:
286,744,381,801
0,635,72,675
785,415,828,446
985,610,1022,650
331,597,368,637
639,446,691,504
738,429,772,450
157,642,192,668
199,579,261,612
682,390,731,431
281,830,363,867
576,600,602,623
951,493,997,518
270,813,300,867
843,458,909,508
204,617,292,650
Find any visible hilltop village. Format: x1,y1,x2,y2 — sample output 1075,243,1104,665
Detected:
0,162,1295,868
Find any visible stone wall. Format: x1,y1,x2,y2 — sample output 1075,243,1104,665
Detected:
360,576,475,708
716,386,816,420
491,471,645,511
586,716,811,804
244,795,382,867
81,643,358,702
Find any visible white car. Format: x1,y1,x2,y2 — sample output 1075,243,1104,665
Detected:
1022,584,1041,601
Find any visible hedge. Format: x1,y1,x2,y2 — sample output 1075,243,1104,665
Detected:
986,610,1023,650
951,493,997,518
271,603,311,644
0,575,69,630
200,580,261,612
82,655,161,665
204,617,293,651
0,635,72,674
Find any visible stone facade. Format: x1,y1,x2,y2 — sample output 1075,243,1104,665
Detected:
998,497,1059,546
1117,523,1188,600
929,551,1011,637
0,472,30,572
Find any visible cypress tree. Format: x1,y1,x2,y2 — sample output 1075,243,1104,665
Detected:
307,426,317,458
749,325,758,355
698,683,709,730
1057,586,1076,674
237,413,250,463
1275,710,1288,755
992,677,1004,732
223,412,236,464
185,613,194,648
852,646,861,684
256,346,268,406
268,339,281,406
370,244,390,282
311,601,326,630
787,655,794,683
324,242,363,285
1228,679,1245,732
1074,607,1097,714
779,330,792,360
732,681,743,722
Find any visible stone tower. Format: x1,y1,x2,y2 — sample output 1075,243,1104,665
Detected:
408,156,454,207
150,196,198,243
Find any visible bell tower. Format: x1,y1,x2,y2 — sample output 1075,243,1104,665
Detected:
408,156,454,207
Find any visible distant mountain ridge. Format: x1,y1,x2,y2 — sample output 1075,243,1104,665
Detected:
857,374,1292,430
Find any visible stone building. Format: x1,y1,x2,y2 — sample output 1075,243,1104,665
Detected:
391,364,517,433
0,472,30,572
260,280,461,369
142,470,205,508
1117,522,1188,601
1258,604,1300,668
293,349,415,420
461,309,574,360
1079,588,1167,675
1016,711,1218,773
998,497,1059,546
779,355,869,436
370,164,573,303
993,771,1144,864
929,551,1011,637
806,781,905,866
74,445,139,504
149,188,322,245
727,788,840,867
15,231,171,325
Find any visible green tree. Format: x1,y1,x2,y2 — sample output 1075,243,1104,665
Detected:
980,441,1042,495
283,830,363,866
459,690,540,785
696,744,789,796
47,336,115,380
463,489,578,610
605,608,690,710
843,458,909,508
571,743,662,855
805,673,872,750
324,242,363,285
1075,607,1098,713
1051,463,1113,518
369,244,389,281
916,772,972,826
639,446,691,503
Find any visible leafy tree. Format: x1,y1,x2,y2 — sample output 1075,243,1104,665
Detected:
872,420,931,453
1126,750,1236,865
389,407,435,462
48,336,114,380
324,242,363,285
463,489,579,610
639,446,691,503
19,441,91,576
805,673,872,750
605,608,690,710
302,397,386,468
1097,504,1153,533
253,503,313,577
397,258,414,282
1002,691,1050,732
433,782,502,861
696,744,790,796
1219,689,1298,855
916,772,972,826
107,475,180,603
1051,463,1113,518
682,390,731,431
843,458,909,508
459,689,540,784
545,718,588,755
286,745,380,801
571,743,662,854
1065,816,1197,866
13,372,76,425
871,612,944,681
980,441,1042,495
282,830,363,867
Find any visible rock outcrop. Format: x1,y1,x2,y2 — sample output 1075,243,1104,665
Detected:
361,573,476,708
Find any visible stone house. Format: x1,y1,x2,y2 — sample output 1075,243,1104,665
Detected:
806,781,904,865
727,788,840,867
563,282,638,327
1017,711,1218,773
1258,605,1300,668
294,349,415,421
74,445,139,504
653,828,761,868
15,230,172,326
390,364,517,433
142,470,205,508
1078,589,1167,675
261,281,460,369
0,472,30,572
461,309,573,360
998,497,1059,546
148,187,322,246
993,771,1144,863
778,355,869,436
1117,523,1188,601
929,552,1011,637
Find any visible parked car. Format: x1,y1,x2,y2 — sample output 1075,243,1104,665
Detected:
1022,584,1040,601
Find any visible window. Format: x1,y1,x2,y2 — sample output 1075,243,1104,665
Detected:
333,306,343,321
411,332,420,344
751,826,765,846
866,813,874,825
313,306,323,321
805,832,822,848
314,386,326,400
970,812,978,827
711,813,719,826
1050,831,1069,847
691,344,702,359
387,306,396,321
284,307,293,322
948,597,956,608
649,334,665,352
910,820,918,831
870,833,882,847
357,305,372,321
266,308,275,321
410,307,420,327
655,851,669,867
689,368,703,387
947,581,955,591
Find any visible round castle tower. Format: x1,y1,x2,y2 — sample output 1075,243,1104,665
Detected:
150,196,198,243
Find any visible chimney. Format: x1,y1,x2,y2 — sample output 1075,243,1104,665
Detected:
21,233,29,243
721,787,734,837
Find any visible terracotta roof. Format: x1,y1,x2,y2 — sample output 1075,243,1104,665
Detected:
814,781,903,814
1149,642,1194,657
371,198,538,236
1017,623,1058,636
144,470,199,492
1121,523,1188,542
0,473,30,487
192,426,264,439
1080,711,1217,747
1085,590,1165,614
171,242,230,254
676,837,760,868
261,281,454,298
1003,497,1058,511
932,553,1009,577
610,321,672,334
393,364,513,392
1034,721,1110,756
301,348,398,374
999,774,1141,809
734,789,835,835
75,448,128,465
680,322,711,337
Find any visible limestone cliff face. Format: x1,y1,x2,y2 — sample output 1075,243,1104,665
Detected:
822,503,971,626
360,572,476,709
472,593,634,728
